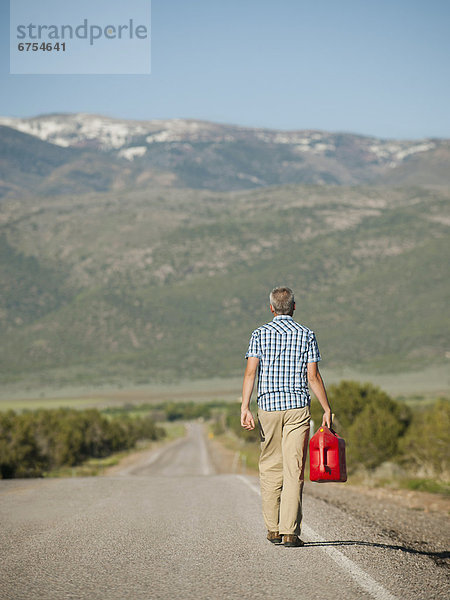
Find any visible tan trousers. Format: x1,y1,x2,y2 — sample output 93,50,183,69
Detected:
258,406,310,536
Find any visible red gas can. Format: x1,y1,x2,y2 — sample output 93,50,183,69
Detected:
309,426,347,482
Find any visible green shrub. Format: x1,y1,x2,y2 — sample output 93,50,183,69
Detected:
0,407,164,478
346,402,407,469
0,411,47,477
164,401,213,421
311,381,411,471
399,399,450,480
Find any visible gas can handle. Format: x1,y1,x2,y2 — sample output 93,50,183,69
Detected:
329,413,336,434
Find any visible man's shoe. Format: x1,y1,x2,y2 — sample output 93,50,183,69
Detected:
267,531,282,544
283,535,305,547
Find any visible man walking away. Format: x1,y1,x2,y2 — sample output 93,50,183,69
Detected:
241,286,332,547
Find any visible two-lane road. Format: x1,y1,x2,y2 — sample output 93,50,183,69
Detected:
0,423,448,599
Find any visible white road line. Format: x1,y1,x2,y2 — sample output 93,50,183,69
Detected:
237,474,261,495
237,475,397,600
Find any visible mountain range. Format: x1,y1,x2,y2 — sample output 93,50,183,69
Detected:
0,114,449,389
1,113,450,198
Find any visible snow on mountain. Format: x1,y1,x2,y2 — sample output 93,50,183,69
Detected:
368,141,437,167
0,113,440,168
118,146,147,160
0,113,150,150
0,114,226,151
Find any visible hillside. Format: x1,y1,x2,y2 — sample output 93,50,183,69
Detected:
0,126,135,198
1,114,449,196
0,126,82,197
0,183,448,386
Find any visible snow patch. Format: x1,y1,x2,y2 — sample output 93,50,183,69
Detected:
118,146,147,160
236,173,265,184
393,142,436,161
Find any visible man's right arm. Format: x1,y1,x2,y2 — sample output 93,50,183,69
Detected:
307,361,332,428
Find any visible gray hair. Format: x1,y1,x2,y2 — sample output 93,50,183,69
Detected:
269,286,295,315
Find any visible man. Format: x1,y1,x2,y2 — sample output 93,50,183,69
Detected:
241,286,331,547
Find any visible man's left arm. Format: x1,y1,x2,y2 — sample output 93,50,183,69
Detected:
241,357,259,430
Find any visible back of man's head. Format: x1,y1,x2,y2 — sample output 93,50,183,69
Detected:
270,286,295,315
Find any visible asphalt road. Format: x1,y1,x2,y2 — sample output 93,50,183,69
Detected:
0,423,448,600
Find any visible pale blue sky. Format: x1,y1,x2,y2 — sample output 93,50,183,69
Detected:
1,0,449,138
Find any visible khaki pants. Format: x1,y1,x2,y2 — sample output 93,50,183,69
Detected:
258,406,310,536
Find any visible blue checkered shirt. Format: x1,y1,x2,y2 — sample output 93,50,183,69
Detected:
245,315,321,411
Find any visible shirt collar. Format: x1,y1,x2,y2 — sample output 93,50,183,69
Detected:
273,315,293,321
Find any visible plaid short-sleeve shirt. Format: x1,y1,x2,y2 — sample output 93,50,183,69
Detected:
245,315,321,411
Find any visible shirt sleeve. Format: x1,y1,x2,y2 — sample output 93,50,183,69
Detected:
307,332,321,363
245,329,262,359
